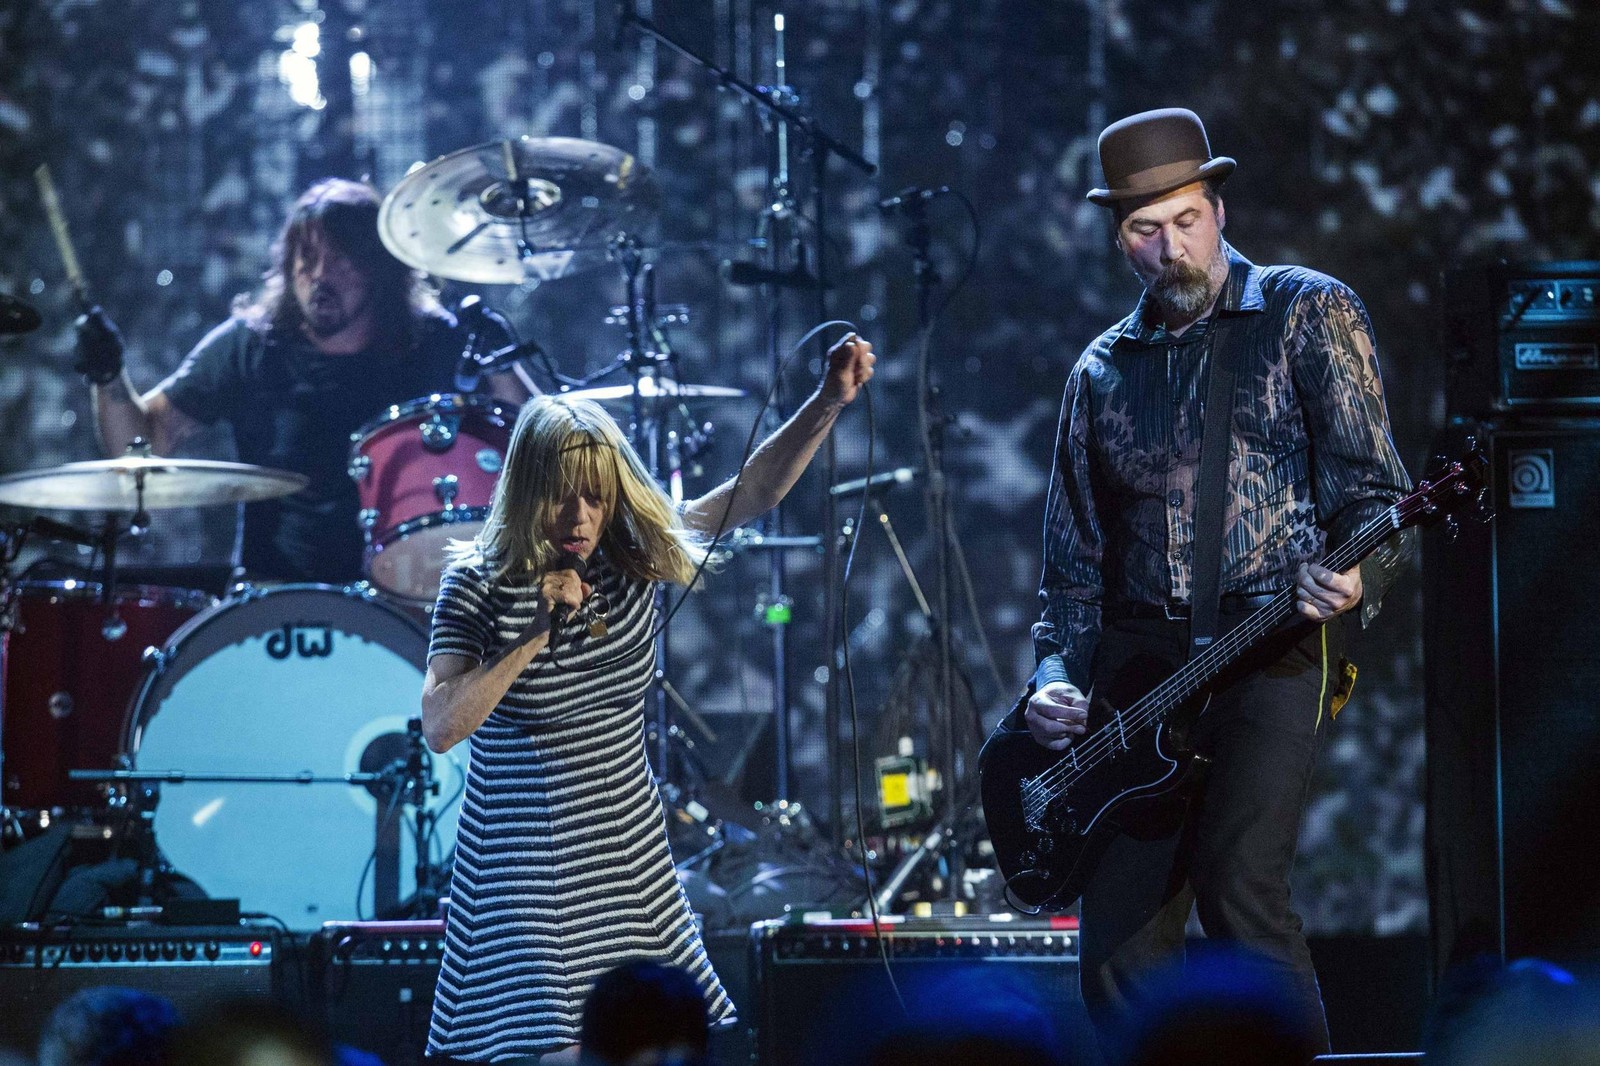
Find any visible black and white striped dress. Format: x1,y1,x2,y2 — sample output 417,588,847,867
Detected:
425,553,735,1061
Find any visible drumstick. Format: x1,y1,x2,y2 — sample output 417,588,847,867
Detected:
34,164,91,310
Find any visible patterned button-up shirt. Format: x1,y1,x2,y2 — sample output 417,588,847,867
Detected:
1032,245,1414,689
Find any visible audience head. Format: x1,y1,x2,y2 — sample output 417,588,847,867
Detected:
580,961,710,1066
168,999,335,1066
37,987,180,1066
1424,955,1600,1066
1112,944,1323,1066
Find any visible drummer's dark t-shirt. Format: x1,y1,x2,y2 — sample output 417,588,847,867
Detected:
159,313,463,584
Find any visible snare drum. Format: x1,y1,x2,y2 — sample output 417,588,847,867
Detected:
125,585,463,927
348,393,511,604
2,581,210,809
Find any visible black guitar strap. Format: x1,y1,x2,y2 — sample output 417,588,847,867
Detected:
1189,314,1241,661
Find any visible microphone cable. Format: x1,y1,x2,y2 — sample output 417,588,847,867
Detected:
543,320,870,677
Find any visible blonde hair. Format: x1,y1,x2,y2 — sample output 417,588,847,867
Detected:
453,395,707,585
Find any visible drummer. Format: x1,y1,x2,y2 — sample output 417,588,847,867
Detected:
78,178,530,586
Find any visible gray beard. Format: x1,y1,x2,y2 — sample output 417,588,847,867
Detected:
1152,261,1216,322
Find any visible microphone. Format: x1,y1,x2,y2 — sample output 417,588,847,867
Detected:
456,296,542,390
720,259,829,291
877,185,952,215
828,466,919,498
550,550,588,627
455,295,489,392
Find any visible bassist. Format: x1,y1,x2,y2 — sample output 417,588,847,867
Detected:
1024,109,1414,1054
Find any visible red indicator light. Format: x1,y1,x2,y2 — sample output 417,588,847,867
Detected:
249,941,264,957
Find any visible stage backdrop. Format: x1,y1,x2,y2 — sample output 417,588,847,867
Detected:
2,0,1596,934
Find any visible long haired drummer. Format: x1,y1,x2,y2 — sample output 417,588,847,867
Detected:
419,334,874,1063
80,178,528,585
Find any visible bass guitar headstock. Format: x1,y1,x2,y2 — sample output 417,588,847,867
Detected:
1398,444,1491,538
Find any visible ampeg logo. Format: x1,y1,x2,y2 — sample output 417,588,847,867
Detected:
1507,449,1555,509
1514,343,1599,371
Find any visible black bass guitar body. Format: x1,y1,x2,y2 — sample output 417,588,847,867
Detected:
979,449,1488,914
979,661,1211,913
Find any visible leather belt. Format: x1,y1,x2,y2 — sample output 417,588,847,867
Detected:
1105,592,1280,621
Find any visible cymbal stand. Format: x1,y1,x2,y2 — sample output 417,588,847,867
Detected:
609,236,689,779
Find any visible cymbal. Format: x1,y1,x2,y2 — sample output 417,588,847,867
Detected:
1,293,41,335
559,378,747,404
0,457,309,511
379,137,660,284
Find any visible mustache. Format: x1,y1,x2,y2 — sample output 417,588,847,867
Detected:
1153,259,1210,291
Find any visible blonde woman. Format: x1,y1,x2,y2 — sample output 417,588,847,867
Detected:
421,334,874,1064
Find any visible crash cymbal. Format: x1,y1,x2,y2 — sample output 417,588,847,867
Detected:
0,293,42,335
560,377,747,404
379,137,660,284
0,457,309,511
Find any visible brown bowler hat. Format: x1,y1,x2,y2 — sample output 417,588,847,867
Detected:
1086,108,1235,207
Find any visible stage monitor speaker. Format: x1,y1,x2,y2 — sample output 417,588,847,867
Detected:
750,916,1087,1066
0,925,280,1053
311,920,443,1066
1425,419,1600,974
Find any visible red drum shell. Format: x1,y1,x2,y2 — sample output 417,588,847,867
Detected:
348,394,510,603
2,581,211,809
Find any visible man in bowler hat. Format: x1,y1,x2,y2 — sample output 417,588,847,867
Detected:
1023,108,1415,1053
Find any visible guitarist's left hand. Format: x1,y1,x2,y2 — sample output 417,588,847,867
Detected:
1295,561,1361,621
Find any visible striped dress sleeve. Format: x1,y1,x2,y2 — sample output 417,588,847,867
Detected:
429,563,496,663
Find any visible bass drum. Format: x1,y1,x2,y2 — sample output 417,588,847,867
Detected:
125,585,462,928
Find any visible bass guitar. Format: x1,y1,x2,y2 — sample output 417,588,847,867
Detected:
979,451,1486,913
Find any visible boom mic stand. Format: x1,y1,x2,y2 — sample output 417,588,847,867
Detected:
890,194,976,905
618,5,875,837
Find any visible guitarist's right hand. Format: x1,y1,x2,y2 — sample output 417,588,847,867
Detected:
1025,682,1090,750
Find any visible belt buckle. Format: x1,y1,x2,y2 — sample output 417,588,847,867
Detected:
1163,600,1187,622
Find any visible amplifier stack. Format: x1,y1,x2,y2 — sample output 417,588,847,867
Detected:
1429,259,1600,975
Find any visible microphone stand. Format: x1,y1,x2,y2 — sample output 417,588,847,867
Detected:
619,6,875,840
905,195,963,904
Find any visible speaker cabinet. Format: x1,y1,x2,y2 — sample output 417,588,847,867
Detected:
310,920,443,1066
0,926,279,1051
1425,420,1600,973
750,916,1087,1066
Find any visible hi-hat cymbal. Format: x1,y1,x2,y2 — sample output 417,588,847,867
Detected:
1,293,42,335
559,378,747,404
379,137,660,284
0,457,309,511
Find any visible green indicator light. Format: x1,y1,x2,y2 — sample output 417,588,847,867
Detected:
763,602,793,625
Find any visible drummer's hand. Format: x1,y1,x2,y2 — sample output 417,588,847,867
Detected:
73,306,125,386
818,333,875,408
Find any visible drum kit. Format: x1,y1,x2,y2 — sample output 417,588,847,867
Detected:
0,134,764,928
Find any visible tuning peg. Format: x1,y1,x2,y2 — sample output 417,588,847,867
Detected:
1445,515,1460,541
1472,488,1495,524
